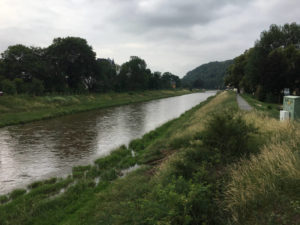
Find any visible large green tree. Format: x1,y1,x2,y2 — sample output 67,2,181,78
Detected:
46,37,97,92
118,56,150,91
225,23,300,101
0,45,48,81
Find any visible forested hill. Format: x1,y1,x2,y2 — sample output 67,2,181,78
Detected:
182,60,233,89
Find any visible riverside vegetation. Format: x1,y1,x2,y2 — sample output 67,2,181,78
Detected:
0,91,299,225
0,89,192,127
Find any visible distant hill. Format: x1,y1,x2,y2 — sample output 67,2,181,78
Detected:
182,60,233,89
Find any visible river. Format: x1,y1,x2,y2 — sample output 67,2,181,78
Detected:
0,91,216,194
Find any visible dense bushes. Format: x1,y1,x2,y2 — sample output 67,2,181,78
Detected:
1,79,16,94
142,108,258,224
201,110,257,160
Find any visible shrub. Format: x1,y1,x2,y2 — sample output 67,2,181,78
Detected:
1,79,17,95
0,195,9,204
27,78,45,95
201,111,257,160
255,85,265,101
13,78,26,94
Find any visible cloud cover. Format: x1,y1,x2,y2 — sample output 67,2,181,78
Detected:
0,0,299,76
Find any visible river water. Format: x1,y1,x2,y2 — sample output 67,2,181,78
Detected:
0,91,216,194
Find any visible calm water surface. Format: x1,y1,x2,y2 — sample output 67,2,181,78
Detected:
0,91,216,194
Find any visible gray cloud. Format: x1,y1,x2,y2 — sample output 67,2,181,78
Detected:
0,0,300,76
107,0,250,33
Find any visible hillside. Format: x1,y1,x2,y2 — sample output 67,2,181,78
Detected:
182,60,233,89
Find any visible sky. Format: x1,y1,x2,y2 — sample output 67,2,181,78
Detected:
0,0,299,77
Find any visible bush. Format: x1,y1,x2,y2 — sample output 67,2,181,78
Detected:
202,111,257,160
1,79,16,95
13,78,25,94
0,195,9,204
255,85,265,101
27,78,45,95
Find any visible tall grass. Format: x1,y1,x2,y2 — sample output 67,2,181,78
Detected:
225,113,300,224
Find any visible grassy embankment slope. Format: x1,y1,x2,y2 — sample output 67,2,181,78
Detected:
241,93,281,118
0,91,299,225
0,89,192,127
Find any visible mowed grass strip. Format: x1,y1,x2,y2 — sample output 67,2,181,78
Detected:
0,89,193,127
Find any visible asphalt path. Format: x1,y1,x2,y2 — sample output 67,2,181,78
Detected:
237,94,253,111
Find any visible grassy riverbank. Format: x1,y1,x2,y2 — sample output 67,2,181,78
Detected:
0,89,193,127
241,93,281,118
0,91,299,225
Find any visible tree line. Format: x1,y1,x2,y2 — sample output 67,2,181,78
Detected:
225,22,300,102
0,37,181,95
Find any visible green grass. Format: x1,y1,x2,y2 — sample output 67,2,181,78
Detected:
0,89,193,127
241,93,281,118
0,90,218,225
1,91,298,225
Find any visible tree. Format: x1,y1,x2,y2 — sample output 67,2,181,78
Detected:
92,58,117,92
1,79,16,95
46,37,97,92
225,22,300,102
13,78,25,94
27,78,45,96
225,53,247,93
0,45,48,82
148,72,162,89
193,78,204,88
118,56,150,91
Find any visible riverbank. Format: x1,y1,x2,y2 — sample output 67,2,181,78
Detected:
0,91,299,225
0,89,194,128
241,93,281,118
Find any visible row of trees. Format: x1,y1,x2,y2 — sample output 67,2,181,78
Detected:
0,37,181,95
225,23,300,102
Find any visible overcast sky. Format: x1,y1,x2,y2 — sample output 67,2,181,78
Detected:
0,0,299,77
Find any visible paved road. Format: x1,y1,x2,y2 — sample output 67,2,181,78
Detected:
237,94,253,111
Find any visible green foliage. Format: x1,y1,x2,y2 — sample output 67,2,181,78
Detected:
9,189,26,200
0,91,297,225
0,38,182,95
182,60,233,89
241,93,280,118
28,178,57,189
0,89,191,127
225,54,247,92
13,78,25,93
27,78,45,95
225,22,300,102
1,79,16,94
0,195,9,204
201,110,257,160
